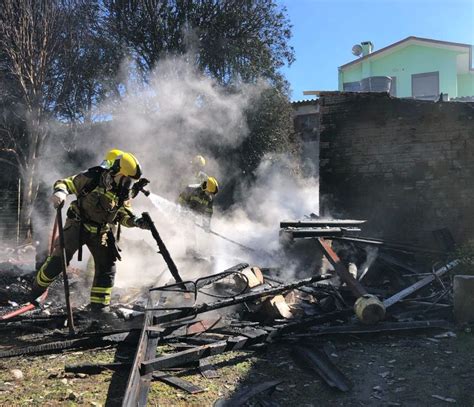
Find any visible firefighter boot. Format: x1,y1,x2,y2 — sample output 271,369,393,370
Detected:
88,303,118,325
0,288,10,305
28,282,47,305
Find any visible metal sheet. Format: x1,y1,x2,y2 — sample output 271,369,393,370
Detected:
383,259,460,308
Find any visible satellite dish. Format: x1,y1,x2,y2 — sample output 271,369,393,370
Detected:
352,44,363,57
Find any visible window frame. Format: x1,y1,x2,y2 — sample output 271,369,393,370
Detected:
411,71,439,100
342,81,361,92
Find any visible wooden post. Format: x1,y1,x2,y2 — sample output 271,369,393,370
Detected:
16,178,21,244
316,238,385,324
56,203,75,334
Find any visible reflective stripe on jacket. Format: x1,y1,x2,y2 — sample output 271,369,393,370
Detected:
54,170,136,233
178,185,213,218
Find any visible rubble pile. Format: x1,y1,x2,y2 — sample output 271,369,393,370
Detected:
0,218,467,405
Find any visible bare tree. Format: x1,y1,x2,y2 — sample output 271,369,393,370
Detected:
0,0,65,237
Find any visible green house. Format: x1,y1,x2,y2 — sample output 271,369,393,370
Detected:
338,36,474,100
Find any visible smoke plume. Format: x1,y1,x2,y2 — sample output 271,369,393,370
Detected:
38,55,320,289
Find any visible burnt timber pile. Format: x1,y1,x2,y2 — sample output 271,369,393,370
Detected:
0,218,471,406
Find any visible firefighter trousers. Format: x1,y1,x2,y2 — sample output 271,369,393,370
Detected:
34,219,117,306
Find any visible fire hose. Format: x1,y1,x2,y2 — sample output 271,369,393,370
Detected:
0,214,60,321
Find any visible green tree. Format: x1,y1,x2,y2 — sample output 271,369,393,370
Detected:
105,0,297,194
240,86,296,175
215,85,297,207
0,0,297,236
104,0,294,86
53,1,122,124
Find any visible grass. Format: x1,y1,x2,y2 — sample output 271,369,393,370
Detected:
0,330,473,406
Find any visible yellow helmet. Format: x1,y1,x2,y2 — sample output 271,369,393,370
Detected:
105,149,124,162
111,152,142,180
101,149,124,169
191,155,206,168
202,176,218,194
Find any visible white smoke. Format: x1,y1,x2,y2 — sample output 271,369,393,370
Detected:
358,247,379,281
37,55,320,291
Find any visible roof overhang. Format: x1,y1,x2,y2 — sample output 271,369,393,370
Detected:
340,36,473,71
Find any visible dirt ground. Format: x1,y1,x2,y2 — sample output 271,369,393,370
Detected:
0,327,473,406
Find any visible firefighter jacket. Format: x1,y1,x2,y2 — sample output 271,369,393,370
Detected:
178,185,214,227
178,170,208,193
54,168,137,234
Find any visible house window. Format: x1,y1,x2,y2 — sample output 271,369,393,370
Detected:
343,81,360,91
412,72,439,100
390,77,397,97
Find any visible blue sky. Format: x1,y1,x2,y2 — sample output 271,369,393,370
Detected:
279,0,474,100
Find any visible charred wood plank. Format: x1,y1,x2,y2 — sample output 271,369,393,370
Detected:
141,332,268,375
65,362,131,374
142,309,359,378
316,238,385,324
199,357,219,378
214,380,281,407
275,309,353,335
0,332,128,358
280,220,366,228
316,238,367,297
285,320,453,338
121,292,162,407
152,371,205,394
281,228,345,239
292,346,351,392
141,212,183,284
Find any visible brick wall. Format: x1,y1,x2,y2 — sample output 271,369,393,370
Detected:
319,91,474,246
293,101,320,179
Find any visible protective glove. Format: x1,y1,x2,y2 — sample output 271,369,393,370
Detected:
51,191,67,209
134,217,151,230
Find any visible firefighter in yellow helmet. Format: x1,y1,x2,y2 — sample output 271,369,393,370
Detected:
101,149,124,169
30,152,150,313
178,176,219,232
190,155,208,184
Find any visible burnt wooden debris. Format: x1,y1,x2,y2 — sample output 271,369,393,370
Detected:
0,217,464,406
121,290,163,407
152,371,205,394
214,380,282,406
199,357,220,378
383,259,460,308
292,345,352,392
